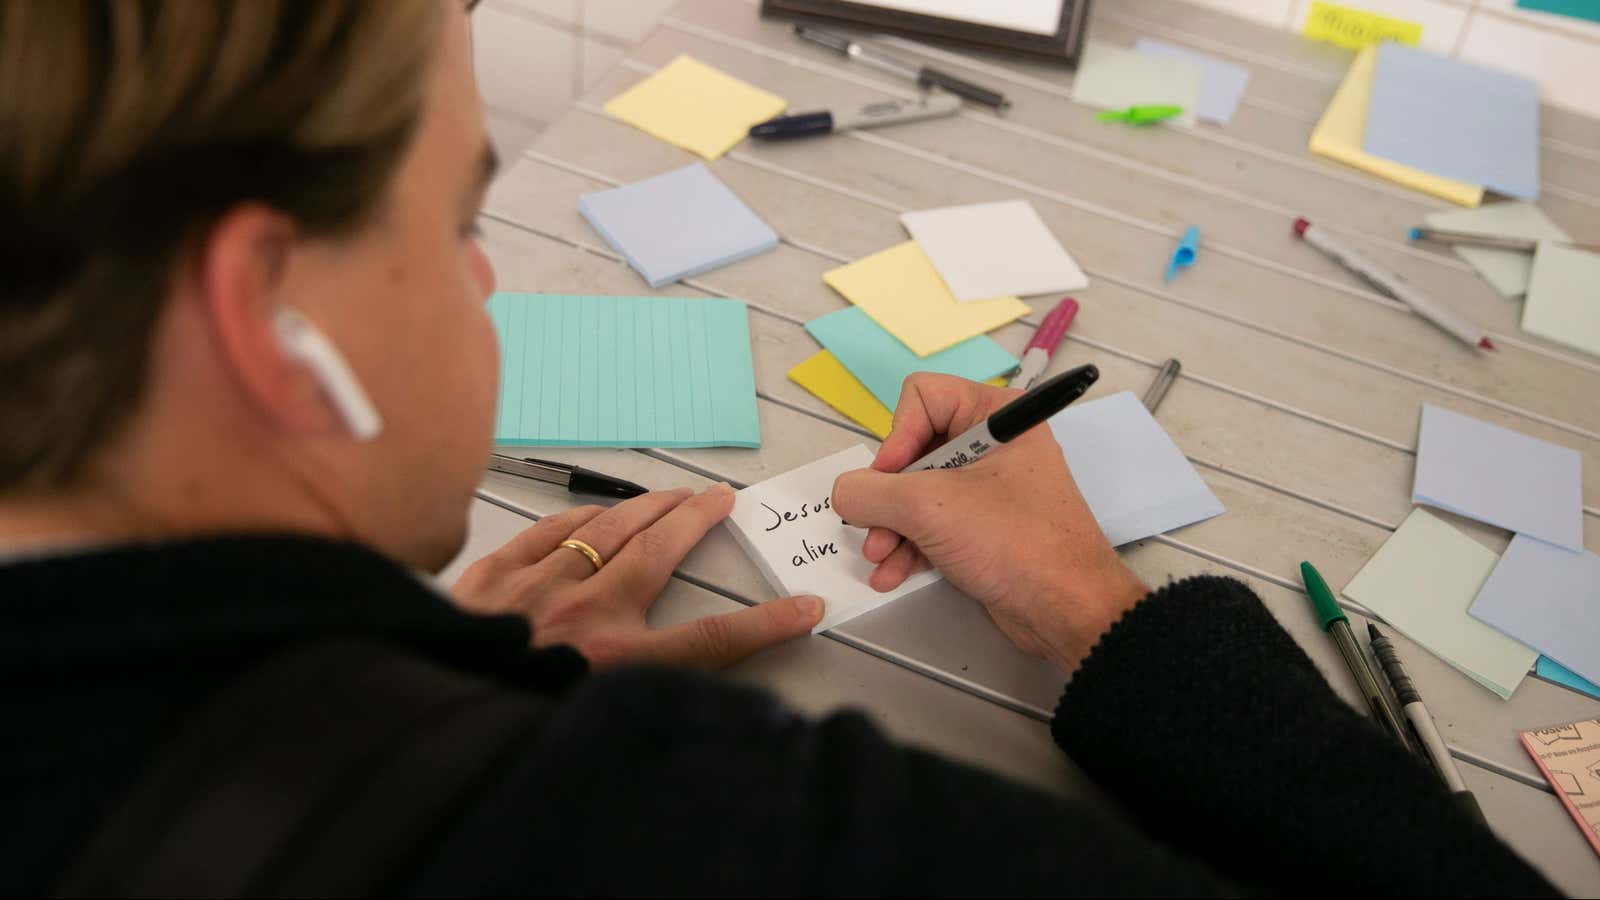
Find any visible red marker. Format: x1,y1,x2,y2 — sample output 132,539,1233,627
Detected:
1294,217,1494,352
1009,298,1080,389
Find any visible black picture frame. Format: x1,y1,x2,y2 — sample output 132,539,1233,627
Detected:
760,0,1092,66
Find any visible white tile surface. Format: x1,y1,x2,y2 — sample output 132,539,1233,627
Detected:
1182,0,1295,27
1457,11,1600,117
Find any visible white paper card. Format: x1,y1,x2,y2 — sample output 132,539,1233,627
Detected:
1470,534,1600,687
1132,38,1251,126
1069,41,1204,127
901,200,1089,302
1048,391,1226,546
1412,404,1584,551
725,445,942,633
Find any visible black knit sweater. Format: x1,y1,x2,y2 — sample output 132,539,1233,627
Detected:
0,535,1556,895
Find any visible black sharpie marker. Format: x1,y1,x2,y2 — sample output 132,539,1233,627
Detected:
908,364,1099,471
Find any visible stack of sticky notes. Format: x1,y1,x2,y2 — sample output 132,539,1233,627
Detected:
578,163,777,288
1310,43,1540,206
1519,717,1600,859
1340,403,1593,699
788,199,1089,435
603,55,785,160
1070,39,1252,127
489,293,761,448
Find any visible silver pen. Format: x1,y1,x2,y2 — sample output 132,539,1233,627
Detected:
749,94,961,140
1142,358,1181,412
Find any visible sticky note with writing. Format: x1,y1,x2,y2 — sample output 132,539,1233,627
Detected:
1303,1,1422,49
725,445,942,633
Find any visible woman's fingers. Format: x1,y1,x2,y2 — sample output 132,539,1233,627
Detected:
862,526,903,564
599,483,736,602
489,504,607,566
639,594,825,669
869,539,928,593
537,488,692,580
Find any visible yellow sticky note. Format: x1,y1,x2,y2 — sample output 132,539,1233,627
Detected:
789,350,1012,438
789,350,895,438
1309,46,1483,207
1303,1,1422,50
822,243,1030,357
603,55,786,160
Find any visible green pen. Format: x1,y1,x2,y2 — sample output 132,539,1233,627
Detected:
1094,105,1184,125
1300,561,1418,756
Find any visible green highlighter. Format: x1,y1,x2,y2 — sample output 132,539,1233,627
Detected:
1095,105,1184,125
1300,561,1417,755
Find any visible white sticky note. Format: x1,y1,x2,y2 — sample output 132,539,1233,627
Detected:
1344,508,1536,699
725,445,942,633
1423,202,1570,298
1070,41,1204,127
1048,391,1225,546
900,200,1088,302
1133,38,1251,126
1412,404,1584,551
577,163,777,288
1522,243,1600,359
1471,535,1600,687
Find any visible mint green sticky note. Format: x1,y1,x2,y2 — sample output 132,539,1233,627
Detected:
488,293,760,448
805,306,1019,410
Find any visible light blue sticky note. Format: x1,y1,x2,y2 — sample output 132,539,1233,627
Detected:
804,307,1019,410
1047,391,1226,546
1165,225,1200,282
1413,404,1583,552
1470,534,1600,687
488,293,760,448
577,162,777,288
1132,38,1251,126
1362,43,1540,200
1537,656,1600,699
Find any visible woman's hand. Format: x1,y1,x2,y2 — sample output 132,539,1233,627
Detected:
831,374,1149,672
452,484,824,668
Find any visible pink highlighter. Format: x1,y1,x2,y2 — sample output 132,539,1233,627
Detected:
1008,298,1079,390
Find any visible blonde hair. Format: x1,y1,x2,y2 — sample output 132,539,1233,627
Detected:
0,0,443,490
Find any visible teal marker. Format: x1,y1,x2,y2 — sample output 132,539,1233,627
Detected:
1300,561,1417,756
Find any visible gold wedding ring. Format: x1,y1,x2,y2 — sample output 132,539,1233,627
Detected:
557,538,604,573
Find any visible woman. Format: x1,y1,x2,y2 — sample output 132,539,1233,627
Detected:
0,1,1554,895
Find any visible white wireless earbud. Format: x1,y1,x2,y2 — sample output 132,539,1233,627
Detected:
271,307,384,441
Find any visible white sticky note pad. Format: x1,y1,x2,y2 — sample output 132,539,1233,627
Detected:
901,200,1088,302
1048,391,1225,546
1412,404,1584,551
726,445,942,633
1070,41,1204,127
1471,535,1600,688
1343,508,1536,699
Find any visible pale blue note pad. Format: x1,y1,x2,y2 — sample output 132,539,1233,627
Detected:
1470,534,1600,687
1362,43,1539,200
1412,404,1583,551
577,162,778,288
489,293,760,448
804,306,1018,410
1537,656,1600,700
1133,38,1251,126
1047,391,1226,546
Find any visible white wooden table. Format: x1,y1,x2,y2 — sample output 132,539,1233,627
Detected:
446,0,1600,890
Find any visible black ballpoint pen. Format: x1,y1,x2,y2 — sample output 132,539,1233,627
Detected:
794,25,1011,111
487,454,648,499
1368,624,1488,825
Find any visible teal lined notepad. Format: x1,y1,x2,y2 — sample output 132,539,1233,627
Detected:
489,293,761,447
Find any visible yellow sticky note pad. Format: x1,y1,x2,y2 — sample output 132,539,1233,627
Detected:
1304,1,1422,50
789,350,1012,439
1309,46,1482,207
789,350,895,438
822,243,1030,357
603,55,786,160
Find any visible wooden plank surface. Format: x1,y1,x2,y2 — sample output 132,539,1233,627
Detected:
469,0,1600,890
